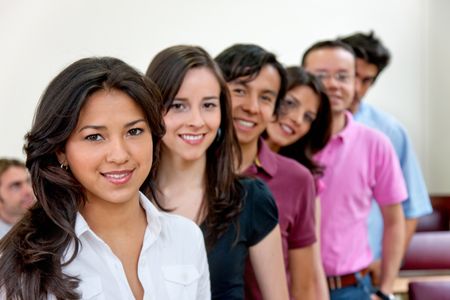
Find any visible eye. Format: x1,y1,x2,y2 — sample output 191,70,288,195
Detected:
128,128,144,136
304,113,316,123
260,95,275,103
85,134,103,141
232,88,246,96
282,97,297,108
203,101,218,111
336,73,351,83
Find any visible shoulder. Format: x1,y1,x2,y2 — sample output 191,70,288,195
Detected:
159,212,204,243
356,103,408,141
272,152,313,181
239,177,273,200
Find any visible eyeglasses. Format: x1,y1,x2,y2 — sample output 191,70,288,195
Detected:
313,72,354,84
279,97,299,115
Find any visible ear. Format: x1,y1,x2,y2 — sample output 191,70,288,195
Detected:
56,150,67,165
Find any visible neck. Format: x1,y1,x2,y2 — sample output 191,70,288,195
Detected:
238,139,259,173
331,111,347,135
157,149,206,202
80,193,146,237
157,151,206,188
349,101,361,114
264,138,281,153
0,208,21,225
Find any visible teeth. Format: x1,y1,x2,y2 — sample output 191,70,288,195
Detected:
280,124,294,134
238,120,255,128
181,134,203,141
104,173,128,179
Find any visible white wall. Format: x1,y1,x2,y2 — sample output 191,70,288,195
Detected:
428,0,450,194
0,0,447,193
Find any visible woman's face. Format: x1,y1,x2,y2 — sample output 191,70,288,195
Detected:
266,85,320,148
58,89,153,206
162,67,221,163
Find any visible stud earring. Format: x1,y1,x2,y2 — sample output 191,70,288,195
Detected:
60,163,69,170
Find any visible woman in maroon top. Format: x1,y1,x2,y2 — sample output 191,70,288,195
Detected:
265,66,333,300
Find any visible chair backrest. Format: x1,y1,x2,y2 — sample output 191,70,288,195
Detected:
402,232,450,270
409,281,450,300
416,210,449,232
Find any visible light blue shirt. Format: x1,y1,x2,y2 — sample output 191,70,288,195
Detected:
354,102,432,259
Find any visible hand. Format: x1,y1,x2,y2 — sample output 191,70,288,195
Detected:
368,259,382,287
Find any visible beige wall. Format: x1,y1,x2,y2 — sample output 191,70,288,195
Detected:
0,0,447,193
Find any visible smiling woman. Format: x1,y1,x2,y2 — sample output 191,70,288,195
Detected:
0,57,210,300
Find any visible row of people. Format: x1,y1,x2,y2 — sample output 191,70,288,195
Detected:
0,31,431,300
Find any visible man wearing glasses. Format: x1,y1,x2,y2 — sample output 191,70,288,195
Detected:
339,31,432,289
301,40,406,300
0,158,35,239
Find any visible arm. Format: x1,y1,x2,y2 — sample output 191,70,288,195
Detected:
249,224,289,300
404,218,418,255
289,244,329,300
379,203,405,294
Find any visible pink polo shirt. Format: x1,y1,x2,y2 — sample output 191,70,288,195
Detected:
314,112,407,276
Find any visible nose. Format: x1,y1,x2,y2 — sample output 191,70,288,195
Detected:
106,138,130,164
187,107,205,128
241,93,259,114
290,109,304,126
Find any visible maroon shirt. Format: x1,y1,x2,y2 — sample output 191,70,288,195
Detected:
244,139,316,299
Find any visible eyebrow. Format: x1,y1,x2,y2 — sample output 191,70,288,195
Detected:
231,80,278,97
174,96,220,101
78,119,146,133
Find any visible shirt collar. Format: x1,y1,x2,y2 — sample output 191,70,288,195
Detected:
74,191,162,239
249,138,278,177
332,111,354,143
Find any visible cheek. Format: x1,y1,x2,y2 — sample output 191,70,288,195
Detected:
261,105,275,122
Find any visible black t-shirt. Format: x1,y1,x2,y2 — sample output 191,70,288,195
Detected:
202,178,278,300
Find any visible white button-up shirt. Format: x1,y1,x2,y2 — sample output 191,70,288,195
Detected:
62,192,210,300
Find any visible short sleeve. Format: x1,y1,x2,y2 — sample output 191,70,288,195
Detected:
372,132,408,205
241,178,278,246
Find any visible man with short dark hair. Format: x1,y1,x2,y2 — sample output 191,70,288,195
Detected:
340,31,432,285
216,44,328,300
302,40,406,300
0,158,35,238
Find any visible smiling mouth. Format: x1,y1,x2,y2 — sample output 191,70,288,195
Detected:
179,133,205,145
235,119,256,130
280,123,294,135
101,170,133,185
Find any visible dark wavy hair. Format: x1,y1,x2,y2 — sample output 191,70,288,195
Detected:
145,45,243,249
275,67,332,176
215,43,287,115
0,57,165,299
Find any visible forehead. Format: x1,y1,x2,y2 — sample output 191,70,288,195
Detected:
0,166,28,185
234,64,281,91
356,58,379,76
78,89,145,124
304,47,355,73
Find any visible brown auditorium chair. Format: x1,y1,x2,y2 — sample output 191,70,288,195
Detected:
402,232,450,270
409,281,450,300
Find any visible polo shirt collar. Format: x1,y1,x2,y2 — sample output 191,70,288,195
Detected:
332,111,354,143
252,138,278,177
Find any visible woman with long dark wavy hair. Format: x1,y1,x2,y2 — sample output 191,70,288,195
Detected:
264,66,332,299
146,45,288,300
0,57,210,300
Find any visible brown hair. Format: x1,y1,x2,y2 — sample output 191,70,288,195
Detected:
0,57,165,299
146,45,243,249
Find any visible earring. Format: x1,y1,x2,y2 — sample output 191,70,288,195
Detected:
215,128,222,143
60,163,68,170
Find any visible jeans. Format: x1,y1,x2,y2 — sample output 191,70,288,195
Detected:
329,272,374,300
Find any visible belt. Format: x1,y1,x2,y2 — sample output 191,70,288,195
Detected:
327,267,370,290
